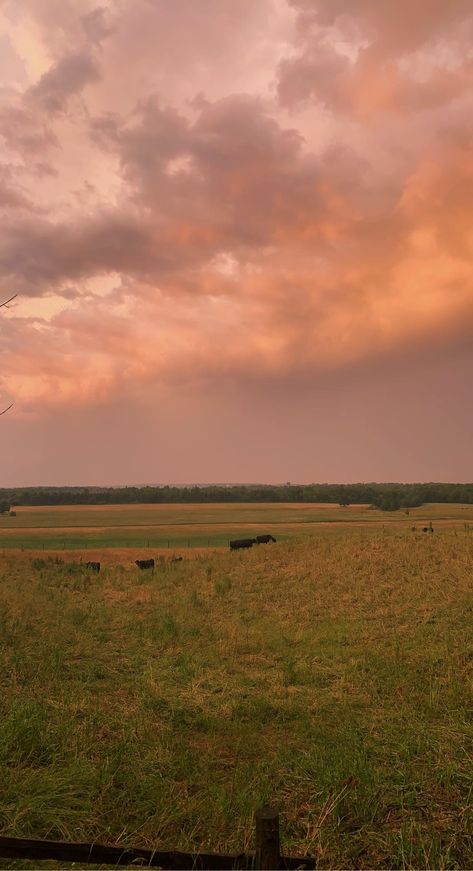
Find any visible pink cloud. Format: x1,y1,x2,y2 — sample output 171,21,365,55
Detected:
28,50,100,114
278,0,473,115
0,0,472,426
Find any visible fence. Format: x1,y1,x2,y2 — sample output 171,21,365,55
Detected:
3,538,217,552
0,808,315,870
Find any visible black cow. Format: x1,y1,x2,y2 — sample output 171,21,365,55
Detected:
256,534,277,544
229,538,257,550
135,558,155,569
170,556,183,563
85,561,100,572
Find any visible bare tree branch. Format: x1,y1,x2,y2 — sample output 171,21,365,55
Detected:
0,294,17,309
1,295,16,415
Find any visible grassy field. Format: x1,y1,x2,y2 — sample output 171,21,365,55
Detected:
0,525,472,868
1,502,473,551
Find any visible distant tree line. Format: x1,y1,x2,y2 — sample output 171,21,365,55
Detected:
0,483,472,510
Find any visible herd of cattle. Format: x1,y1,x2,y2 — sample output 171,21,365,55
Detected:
73,527,442,574
80,534,277,572
80,528,433,573
229,534,277,549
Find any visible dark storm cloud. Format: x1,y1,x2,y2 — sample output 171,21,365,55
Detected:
0,101,58,159
277,0,473,114
0,164,38,210
0,213,163,294
27,50,100,113
81,6,114,45
92,93,332,251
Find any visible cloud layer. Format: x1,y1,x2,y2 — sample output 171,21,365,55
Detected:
0,0,472,483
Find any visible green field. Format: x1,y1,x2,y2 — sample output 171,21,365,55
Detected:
0,525,472,868
1,502,473,551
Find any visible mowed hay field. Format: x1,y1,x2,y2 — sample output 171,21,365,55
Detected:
0,529,472,868
2,502,473,551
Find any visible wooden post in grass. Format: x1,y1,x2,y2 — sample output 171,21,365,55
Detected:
255,806,280,870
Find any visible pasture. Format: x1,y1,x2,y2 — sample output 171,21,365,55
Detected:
1,501,473,552
0,524,472,868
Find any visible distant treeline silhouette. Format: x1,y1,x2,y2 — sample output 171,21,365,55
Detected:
1,483,472,511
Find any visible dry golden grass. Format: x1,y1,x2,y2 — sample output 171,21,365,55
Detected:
3,500,473,557
20,546,226,566
0,527,472,868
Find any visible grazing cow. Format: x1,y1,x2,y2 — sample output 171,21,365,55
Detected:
170,556,183,563
255,534,277,544
229,538,257,550
135,558,155,569
85,561,100,572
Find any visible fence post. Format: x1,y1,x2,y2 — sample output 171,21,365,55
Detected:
255,806,280,870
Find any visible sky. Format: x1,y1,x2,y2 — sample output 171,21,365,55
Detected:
1,0,472,486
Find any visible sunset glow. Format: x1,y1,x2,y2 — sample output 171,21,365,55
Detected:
1,0,472,484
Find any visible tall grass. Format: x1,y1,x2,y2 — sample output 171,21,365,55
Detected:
0,529,472,868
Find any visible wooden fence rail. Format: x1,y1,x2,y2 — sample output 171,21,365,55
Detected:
0,808,316,870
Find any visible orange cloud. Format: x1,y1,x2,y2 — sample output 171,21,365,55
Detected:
1,0,472,414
